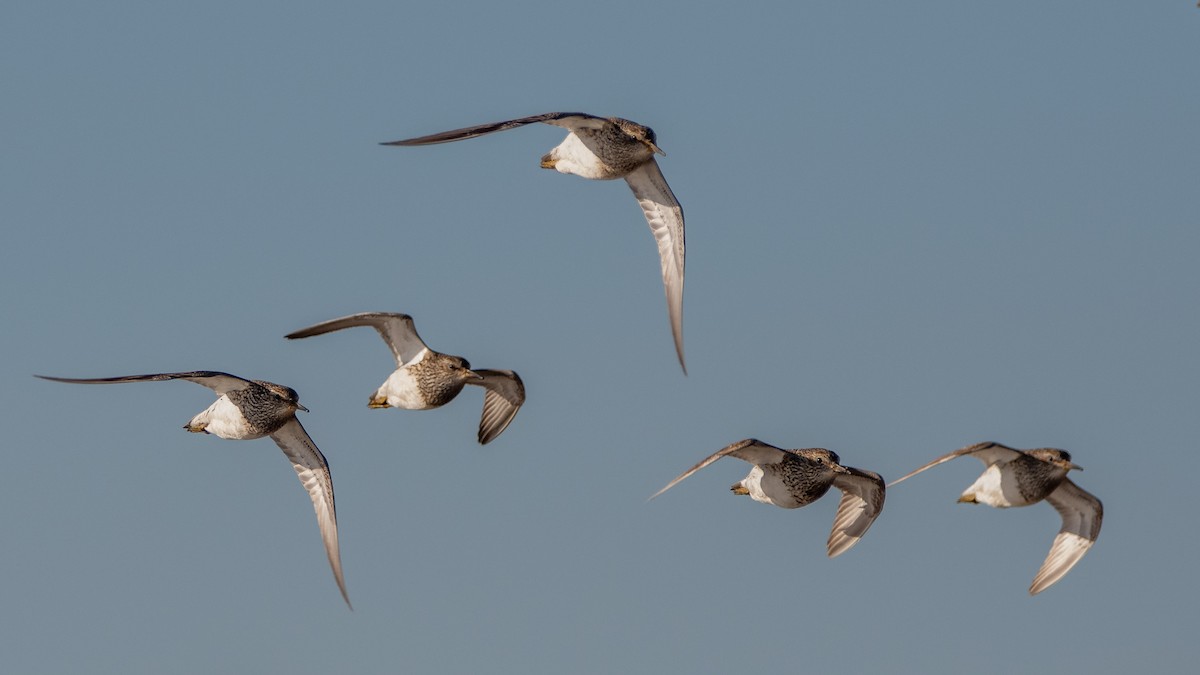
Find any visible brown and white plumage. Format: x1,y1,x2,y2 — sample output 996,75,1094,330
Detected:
35,371,351,608
285,312,524,445
383,112,686,374
889,441,1102,595
650,438,886,558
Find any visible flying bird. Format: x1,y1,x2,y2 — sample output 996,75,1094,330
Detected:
35,371,351,608
285,312,525,444
889,441,1103,595
650,438,886,557
383,112,686,373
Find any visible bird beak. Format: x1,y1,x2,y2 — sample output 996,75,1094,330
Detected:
646,141,666,157
465,369,484,380
730,483,750,495
1070,463,1084,471
296,403,310,413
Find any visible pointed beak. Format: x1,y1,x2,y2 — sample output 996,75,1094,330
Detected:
647,141,666,157
296,403,310,413
1070,463,1084,471
465,369,484,380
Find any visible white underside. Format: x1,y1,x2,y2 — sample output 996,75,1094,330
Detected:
962,465,1031,507
377,366,433,409
187,396,259,440
546,134,620,180
741,466,802,509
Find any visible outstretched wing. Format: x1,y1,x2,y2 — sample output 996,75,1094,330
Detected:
1029,478,1103,595
467,369,525,445
286,312,429,367
270,418,351,609
827,468,886,558
649,439,789,501
36,371,253,396
625,159,686,374
381,112,606,146
888,442,1024,487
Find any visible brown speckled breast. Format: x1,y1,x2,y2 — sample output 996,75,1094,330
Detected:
576,123,655,176
1011,453,1067,503
409,353,469,408
228,383,295,435
773,453,836,506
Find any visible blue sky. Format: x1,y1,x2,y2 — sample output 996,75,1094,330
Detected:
3,2,1198,673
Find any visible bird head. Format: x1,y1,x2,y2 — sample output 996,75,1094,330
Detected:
447,356,482,381
1030,448,1082,472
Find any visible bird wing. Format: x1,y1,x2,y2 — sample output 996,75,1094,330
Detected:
286,312,428,367
381,112,605,146
269,417,351,609
35,371,254,396
1029,477,1103,595
466,369,525,445
649,439,789,501
887,442,1024,487
624,159,686,374
827,468,887,558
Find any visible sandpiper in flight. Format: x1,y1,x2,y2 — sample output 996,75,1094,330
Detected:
36,371,351,608
651,438,886,557
382,112,687,373
889,441,1103,595
285,312,525,444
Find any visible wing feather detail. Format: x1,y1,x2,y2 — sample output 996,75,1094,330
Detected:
286,312,428,367
625,160,686,373
1029,478,1102,595
888,442,1024,487
649,439,788,501
468,369,525,445
381,112,603,146
36,371,253,395
270,418,351,609
827,468,886,558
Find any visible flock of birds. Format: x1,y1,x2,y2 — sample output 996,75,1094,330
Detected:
37,112,1102,608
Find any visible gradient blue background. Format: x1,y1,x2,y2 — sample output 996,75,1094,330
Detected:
4,2,1198,673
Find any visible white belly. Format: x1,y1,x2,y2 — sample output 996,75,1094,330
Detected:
188,396,258,440
547,133,617,180
743,466,802,509
378,367,433,409
962,464,1032,508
